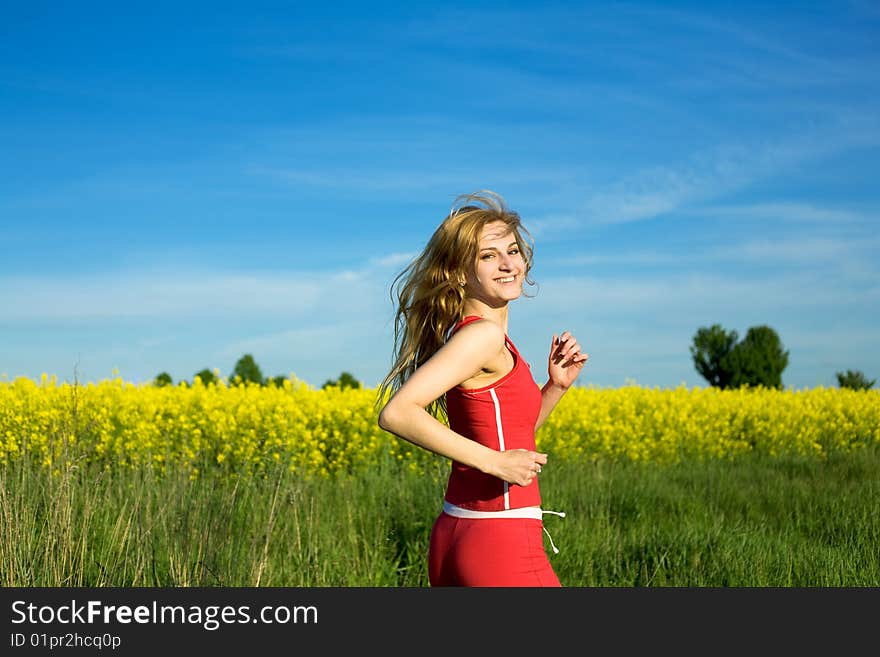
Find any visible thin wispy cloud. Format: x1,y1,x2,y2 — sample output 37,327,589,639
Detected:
688,202,873,225
575,117,880,227
552,234,880,269
369,253,416,268
523,215,580,240
714,236,880,264
248,163,574,194
0,267,389,323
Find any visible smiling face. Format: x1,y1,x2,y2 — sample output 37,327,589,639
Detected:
463,220,526,307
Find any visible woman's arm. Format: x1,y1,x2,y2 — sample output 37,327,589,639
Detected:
536,380,568,431
535,331,589,431
378,320,547,487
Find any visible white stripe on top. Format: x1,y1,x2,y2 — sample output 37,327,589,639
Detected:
488,387,510,510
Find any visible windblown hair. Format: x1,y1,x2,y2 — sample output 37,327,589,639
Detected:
376,190,536,419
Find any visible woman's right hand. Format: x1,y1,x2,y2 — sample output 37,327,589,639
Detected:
489,448,548,487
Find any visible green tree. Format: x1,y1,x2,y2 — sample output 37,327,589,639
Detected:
230,354,264,386
691,324,789,390
689,324,739,389
193,368,219,386
322,371,361,390
269,374,288,387
153,371,173,387
836,369,875,390
725,325,789,390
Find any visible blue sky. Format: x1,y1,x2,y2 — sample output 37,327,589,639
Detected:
1,1,878,391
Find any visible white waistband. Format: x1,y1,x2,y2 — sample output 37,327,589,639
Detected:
442,500,544,520
442,501,567,554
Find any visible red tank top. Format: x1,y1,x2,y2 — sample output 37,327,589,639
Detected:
443,315,543,511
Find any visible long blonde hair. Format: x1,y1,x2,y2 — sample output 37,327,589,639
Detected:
376,190,536,418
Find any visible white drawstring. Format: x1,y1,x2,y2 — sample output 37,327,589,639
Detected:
542,509,566,554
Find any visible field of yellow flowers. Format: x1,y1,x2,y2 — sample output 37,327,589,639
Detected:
2,375,878,477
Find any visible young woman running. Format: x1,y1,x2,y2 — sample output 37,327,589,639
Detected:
376,190,589,587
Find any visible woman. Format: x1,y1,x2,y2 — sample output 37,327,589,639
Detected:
376,190,589,586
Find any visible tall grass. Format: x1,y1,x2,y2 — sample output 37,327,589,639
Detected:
543,450,880,586
2,446,878,586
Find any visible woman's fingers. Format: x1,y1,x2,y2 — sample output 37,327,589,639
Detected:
504,449,547,486
553,331,589,367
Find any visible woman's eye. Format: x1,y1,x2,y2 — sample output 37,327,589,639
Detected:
481,253,494,260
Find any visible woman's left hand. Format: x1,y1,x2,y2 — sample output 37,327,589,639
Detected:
548,331,589,390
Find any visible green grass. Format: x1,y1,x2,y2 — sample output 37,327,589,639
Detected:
544,450,880,586
2,448,878,586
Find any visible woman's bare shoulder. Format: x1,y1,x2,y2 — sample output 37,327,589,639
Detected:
444,318,507,371
449,317,506,347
